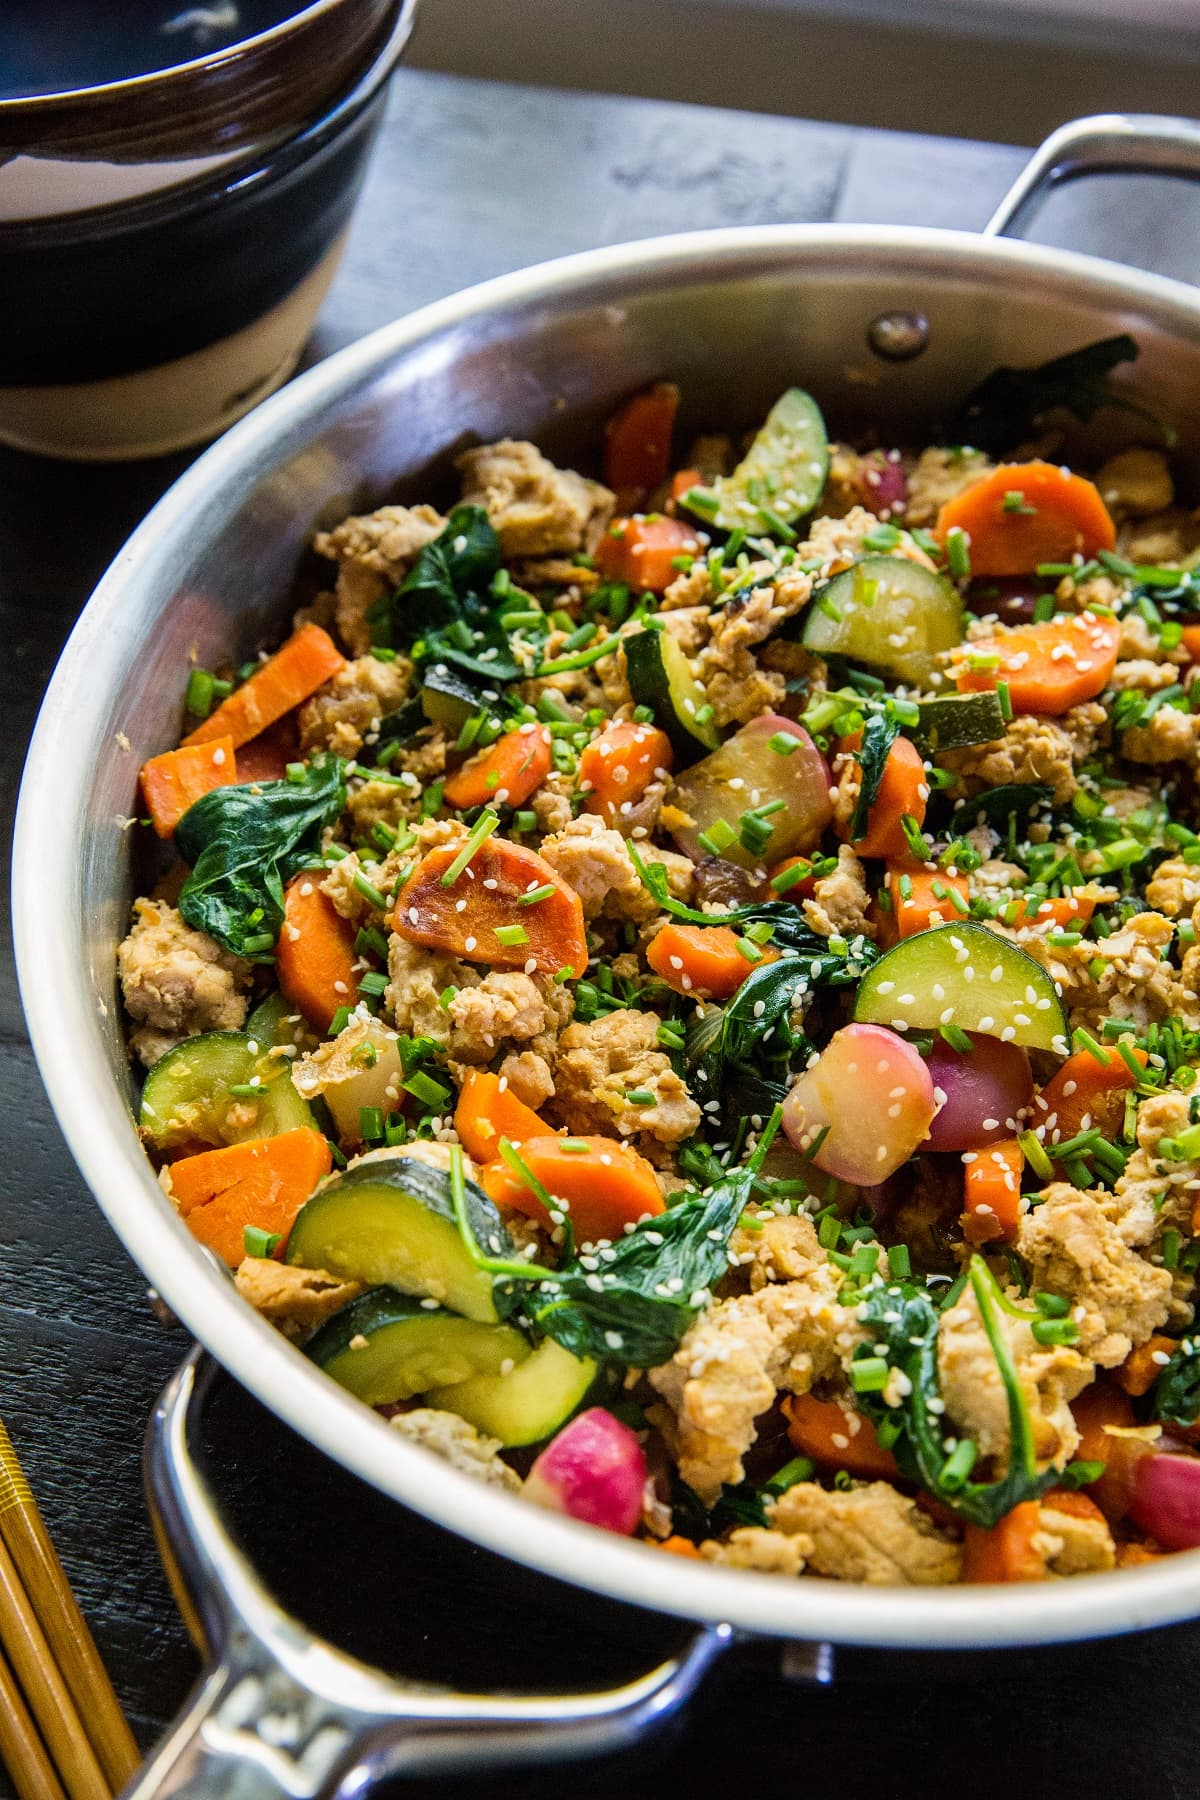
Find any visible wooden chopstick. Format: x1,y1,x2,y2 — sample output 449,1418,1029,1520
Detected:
0,1531,110,1800
0,1638,66,1800
0,1420,139,1790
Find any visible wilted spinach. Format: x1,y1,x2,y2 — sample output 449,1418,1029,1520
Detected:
948,782,1054,839
854,1258,1058,1528
946,334,1162,454
847,711,900,843
176,753,346,960
1151,1337,1200,1428
367,504,524,687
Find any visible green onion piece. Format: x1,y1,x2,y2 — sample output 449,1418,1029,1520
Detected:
1017,1130,1055,1181
494,923,529,947
241,932,275,956
1031,1316,1081,1347
439,810,500,887
849,1357,890,1394
945,526,971,579
624,1088,656,1106
939,1438,977,1491
185,668,215,717
353,872,390,912
763,1455,815,1496
1072,1027,1112,1066
769,731,800,755
517,883,556,907
403,1069,452,1111
242,1226,283,1259
887,1244,911,1279
328,1005,352,1037
698,818,738,857
359,1106,385,1142
770,859,810,894
939,1022,973,1055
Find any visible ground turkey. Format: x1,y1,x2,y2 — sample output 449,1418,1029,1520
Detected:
313,503,446,655
118,897,251,1067
456,439,613,558
936,1280,1091,1466
1016,1184,1173,1367
537,812,694,922
938,704,1106,809
552,1010,700,1146
767,1481,962,1585
388,1409,520,1491
234,1260,364,1341
385,936,570,1065
298,652,413,759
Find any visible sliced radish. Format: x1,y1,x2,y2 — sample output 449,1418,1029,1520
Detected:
523,1407,647,1535
922,1033,1033,1152
1129,1451,1200,1550
669,715,832,870
783,1022,937,1184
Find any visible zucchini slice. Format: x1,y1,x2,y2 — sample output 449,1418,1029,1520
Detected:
427,1335,597,1448
801,554,963,685
306,1286,530,1406
420,664,485,729
624,626,718,763
686,388,829,533
853,922,1069,1053
139,1030,315,1150
909,692,1006,756
286,1153,519,1324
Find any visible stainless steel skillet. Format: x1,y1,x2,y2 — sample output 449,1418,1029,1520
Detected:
16,117,1200,1787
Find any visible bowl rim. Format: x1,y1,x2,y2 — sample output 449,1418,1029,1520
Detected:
17,221,1200,1650
0,0,415,248
0,0,391,115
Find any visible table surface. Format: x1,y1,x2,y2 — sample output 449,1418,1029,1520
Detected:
5,67,1200,1799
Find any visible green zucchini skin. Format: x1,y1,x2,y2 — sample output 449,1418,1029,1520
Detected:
428,1335,598,1447
909,692,1006,756
854,922,1069,1053
139,1029,315,1150
800,554,963,685
306,1286,530,1406
624,627,718,765
285,1153,521,1324
690,387,829,532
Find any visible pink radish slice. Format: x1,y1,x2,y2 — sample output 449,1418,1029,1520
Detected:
523,1408,647,1535
921,1033,1033,1152
1128,1451,1200,1551
783,1022,937,1185
856,454,908,515
668,715,832,870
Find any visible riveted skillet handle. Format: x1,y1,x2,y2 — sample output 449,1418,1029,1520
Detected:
984,113,1200,241
122,1351,730,1798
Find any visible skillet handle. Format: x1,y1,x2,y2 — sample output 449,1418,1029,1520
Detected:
122,1351,730,1798
984,113,1200,240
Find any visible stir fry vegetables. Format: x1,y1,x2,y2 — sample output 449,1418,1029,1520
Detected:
120,342,1200,1582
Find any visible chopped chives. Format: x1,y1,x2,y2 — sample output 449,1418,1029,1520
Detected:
1017,1130,1055,1181
439,809,500,886
403,1069,451,1110
494,923,529,947
353,872,390,912
697,818,737,857
358,971,389,996
517,883,556,907
939,1022,973,1054
536,636,619,676
1072,1027,1112,1066
769,731,801,755
996,680,1012,722
242,1226,283,1259
945,526,971,579
328,1005,352,1036
185,668,215,717
849,1357,890,1393
624,1088,656,1106
939,1438,977,1490
359,1106,385,1142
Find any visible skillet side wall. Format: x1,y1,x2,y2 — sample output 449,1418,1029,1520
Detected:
18,225,1200,1647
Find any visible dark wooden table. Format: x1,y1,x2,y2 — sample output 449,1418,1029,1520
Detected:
4,69,1200,1798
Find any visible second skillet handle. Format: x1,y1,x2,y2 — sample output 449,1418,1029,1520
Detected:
984,113,1200,240
123,1352,732,1799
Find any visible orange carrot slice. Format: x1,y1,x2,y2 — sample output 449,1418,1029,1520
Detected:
454,1070,549,1164
443,725,552,811
1010,890,1097,930
781,1393,899,1481
182,625,345,749
603,382,679,506
580,719,673,822
166,1128,332,1266
646,921,776,1000
275,871,361,1031
1035,1044,1148,1147
596,516,702,593
668,468,703,511
955,612,1120,716
961,1501,1046,1583
934,461,1116,577
393,838,587,978
1116,1335,1178,1399
887,867,969,937
962,1138,1024,1244
233,718,299,785
140,735,237,838
480,1134,664,1244
838,730,928,861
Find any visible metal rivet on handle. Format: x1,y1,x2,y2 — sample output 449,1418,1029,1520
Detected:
867,310,930,361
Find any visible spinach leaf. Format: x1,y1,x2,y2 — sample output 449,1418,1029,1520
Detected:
669,1476,769,1543
847,711,900,843
685,953,870,1121
628,843,881,961
374,695,426,753
376,504,501,642
949,782,1054,839
947,334,1151,454
853,1257,1057,1528
1151,1337,1200,1428
421,609,525,685
524,1156,764,1368
176,754,346,960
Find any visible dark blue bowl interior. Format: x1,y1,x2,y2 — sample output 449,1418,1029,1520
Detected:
0,2,304,99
